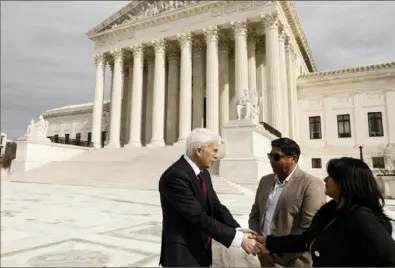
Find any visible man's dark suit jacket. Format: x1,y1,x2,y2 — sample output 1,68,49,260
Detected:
159,156,241,267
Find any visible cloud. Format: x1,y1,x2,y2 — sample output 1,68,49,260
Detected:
1,1,128,139
1,1,395,139
294,1,395,70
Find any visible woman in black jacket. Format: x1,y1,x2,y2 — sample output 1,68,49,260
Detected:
257,157,395,267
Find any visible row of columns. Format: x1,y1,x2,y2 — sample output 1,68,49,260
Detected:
91,11,297,148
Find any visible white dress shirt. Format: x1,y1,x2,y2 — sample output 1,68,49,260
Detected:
183,154,243,248
262,166,297,236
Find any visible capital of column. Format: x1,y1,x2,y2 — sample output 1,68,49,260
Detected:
177,32,192,47
203,26,218,43
231,20,248,37
260,11,279,29
285,36,292,51
278,24,288,42
130,43,144,57
93,53,106,66
151,39,166,54
110,48,124,63
289,43,297,60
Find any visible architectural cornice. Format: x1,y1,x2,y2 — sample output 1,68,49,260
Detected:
279,1,317,72
86,1,316,73
298,62,395,80
43,101,110,118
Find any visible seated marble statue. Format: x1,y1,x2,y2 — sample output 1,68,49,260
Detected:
236,89,253,120
26,115,49,139
236,89,262,121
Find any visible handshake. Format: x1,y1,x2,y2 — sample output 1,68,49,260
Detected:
238,228,268,255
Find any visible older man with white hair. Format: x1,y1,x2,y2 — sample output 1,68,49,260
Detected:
159,128,263,267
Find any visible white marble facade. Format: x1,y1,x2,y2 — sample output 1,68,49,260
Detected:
40,1,395,175
86,1,311,149
297,64,395,177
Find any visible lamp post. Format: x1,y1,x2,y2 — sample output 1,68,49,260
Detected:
359,145,364,161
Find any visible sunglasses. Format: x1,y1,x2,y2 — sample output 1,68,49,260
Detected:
267,153,288,163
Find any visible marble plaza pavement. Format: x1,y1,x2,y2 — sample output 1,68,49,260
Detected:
0,180,259,267
2,179,394,267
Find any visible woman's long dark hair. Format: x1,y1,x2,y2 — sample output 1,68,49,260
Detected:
326,157,391,225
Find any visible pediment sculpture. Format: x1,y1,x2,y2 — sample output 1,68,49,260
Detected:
236,89,262,123
26,115,49,139
107,1,202,30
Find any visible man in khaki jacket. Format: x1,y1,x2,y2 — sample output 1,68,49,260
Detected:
249,138,326,267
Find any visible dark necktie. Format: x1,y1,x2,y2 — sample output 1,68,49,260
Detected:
198,172,211,244
198,172,207,200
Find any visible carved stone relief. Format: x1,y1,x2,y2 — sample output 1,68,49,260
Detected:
103,1,204,32
212,1,269,17
94,1,269,53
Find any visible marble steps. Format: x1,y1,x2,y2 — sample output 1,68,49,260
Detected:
69,146,177,162
5,176,240,194
5,146,243,194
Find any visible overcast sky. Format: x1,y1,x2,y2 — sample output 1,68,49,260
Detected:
1,1,395,139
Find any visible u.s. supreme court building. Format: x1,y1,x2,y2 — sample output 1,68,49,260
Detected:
39,1,395,177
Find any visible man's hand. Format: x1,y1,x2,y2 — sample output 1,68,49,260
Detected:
237,228,258,235
241,233,264,255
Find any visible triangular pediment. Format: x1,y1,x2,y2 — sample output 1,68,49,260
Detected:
86,1,201,37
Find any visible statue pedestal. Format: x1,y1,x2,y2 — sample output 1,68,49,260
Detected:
10,135,52,174
17,135,51,144
11,135,89,175
219,119,277,190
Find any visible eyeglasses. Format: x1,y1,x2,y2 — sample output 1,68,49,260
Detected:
267,153,287,163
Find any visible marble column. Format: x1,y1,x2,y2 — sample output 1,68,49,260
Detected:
279,26,289,136
126,44,144,147
106,64,114,145
145,54,155,144
125,63,133,144
287,44,298,140
177,32,193,143
256,37,268,123
192,39,205,129
91,53,106,148
203,26,219,134
121,65,129,146
231,20,249,99
109,64,115,113
247,32,257,93
219,32,230,133
262,12,282,132
107,48,124,148
166,45,180,144
149,39,166,146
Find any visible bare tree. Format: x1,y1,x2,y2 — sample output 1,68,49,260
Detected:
374,145,395,176
0,141,17,170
